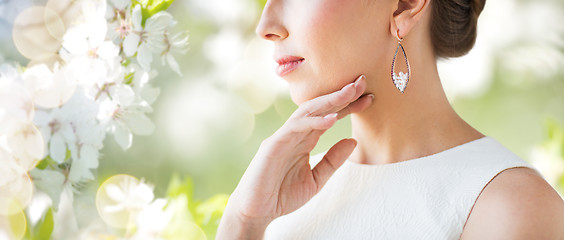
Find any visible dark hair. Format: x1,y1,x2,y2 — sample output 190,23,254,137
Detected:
430,0,486,58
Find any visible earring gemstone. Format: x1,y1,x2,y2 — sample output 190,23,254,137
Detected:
392,71,408,92
391,42,410,93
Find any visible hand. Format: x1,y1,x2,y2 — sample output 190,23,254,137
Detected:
217,75,373,239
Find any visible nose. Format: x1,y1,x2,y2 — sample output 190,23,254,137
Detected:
255,0,289,41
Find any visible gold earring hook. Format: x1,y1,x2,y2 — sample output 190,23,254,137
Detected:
396,29,403,43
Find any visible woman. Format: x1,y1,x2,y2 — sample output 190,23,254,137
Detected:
217,0,564,238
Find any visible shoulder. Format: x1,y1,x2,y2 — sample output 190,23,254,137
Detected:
460,167,564,239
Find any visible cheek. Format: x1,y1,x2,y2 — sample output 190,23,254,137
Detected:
292,0,389,101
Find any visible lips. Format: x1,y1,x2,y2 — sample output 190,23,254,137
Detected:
275,55,305,77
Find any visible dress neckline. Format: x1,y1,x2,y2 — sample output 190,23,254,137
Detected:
343,135,492,170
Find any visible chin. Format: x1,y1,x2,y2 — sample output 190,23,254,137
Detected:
287,85,319,106
287,78,342,106
289,90,308,106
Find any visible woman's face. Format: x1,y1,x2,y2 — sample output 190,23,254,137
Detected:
256,0,395,104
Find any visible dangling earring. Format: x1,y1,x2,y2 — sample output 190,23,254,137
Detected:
391,29,410,93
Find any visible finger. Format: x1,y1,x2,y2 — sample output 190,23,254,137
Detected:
311,138,357,192
285,113,338,133
293,75,366,118
273,113,338,142
298,95,370,152
273,107,341,145
336,93,374,120
306,75,366,116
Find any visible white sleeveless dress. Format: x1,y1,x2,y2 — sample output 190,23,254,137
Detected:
263,136,541,239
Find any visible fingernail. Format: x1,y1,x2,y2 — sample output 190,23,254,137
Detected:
324,113,338,119
343,82,354,90
348,138,358,147
354,75,366,87
367,94,375,100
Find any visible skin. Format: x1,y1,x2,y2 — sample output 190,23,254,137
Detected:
216,0,564,238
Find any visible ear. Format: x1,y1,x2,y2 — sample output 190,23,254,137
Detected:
390,0,430,39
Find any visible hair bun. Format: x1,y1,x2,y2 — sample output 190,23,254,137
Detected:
472,0,486,18
430,0,487,58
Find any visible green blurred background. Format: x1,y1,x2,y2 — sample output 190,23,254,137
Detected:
1,0,563,209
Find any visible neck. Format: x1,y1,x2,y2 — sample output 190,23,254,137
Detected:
349,48,483,165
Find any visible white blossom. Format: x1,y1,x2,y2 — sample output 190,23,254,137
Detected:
0,64,45,170
105,0,131,22
127,64,160,105
61,17,120,88
105,0,133,41
3,122,44,171
34,109,75,164
28,169,66,210
0,154,33,215
2,0,188,236
34,91,104,183
162,31,189,76
22,63,77,109
0,64,34,130
124,5,173,71
131,198,173,239
98,98,154,150
103,177,154,214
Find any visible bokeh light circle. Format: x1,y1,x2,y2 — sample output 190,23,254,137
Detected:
0,167,33,216
27,53,63,71
0,81,35,127
46,0,84,30
0,203,27,240
165,221,207,240
23,64,77,109
7,123,45,171
96,174,153,229
227,37,285,114
12,6,65,60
